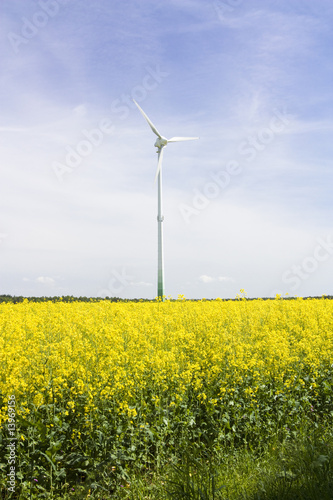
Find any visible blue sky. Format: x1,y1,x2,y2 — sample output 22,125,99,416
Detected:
1,0,333,299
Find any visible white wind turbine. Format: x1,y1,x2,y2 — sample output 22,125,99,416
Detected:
133,99,198,300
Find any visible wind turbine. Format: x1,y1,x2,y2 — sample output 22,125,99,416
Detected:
133,99,198,300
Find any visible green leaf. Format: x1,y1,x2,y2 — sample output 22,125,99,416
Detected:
38,451,57,472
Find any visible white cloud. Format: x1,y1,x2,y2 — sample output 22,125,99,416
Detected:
130,281,153,287
73,104,87,117
199,275,233,284
36,277,55,285
199,275,214,283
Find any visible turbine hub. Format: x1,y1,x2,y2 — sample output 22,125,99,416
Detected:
154,137,167,149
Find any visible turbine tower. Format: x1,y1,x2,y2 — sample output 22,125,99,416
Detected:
133,99,198,300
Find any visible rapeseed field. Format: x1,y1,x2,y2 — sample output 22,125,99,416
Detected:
0,296,332,498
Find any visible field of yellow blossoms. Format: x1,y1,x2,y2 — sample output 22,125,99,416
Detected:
1,296,333,498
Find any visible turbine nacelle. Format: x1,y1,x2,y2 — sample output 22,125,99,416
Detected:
154,137,168,150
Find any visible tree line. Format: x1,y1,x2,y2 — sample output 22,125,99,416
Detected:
0,294,332,304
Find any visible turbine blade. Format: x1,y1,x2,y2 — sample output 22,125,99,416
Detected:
133,99,162,138
167,136,199,142
154,147,164,183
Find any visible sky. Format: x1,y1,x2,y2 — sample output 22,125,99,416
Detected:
1,0,333,299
